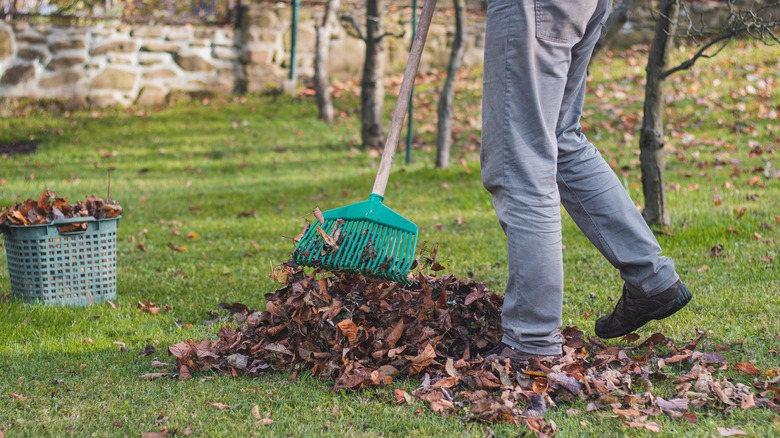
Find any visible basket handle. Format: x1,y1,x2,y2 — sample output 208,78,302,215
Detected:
49,217,96,235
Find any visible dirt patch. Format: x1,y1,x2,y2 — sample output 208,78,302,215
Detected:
0,141,38,156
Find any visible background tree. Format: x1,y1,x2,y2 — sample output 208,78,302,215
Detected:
639,0,779,226
342,0,389,149
360,0,386,149
314,0,341,123
639,0,681,226
435,0,466,169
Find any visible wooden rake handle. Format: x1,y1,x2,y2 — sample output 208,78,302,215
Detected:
371,0,438,197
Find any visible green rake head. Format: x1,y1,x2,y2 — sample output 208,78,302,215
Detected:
293,194,418,283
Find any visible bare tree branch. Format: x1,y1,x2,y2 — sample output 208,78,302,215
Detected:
376,30,405,42
340,14,366,41
660,29,736,78
661,2,780,78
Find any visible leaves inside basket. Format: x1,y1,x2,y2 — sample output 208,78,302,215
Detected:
0,189,122,226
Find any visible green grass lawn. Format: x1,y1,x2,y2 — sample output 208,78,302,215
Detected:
0,41,778,436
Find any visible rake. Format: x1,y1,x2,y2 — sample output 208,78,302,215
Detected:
293,0,437,283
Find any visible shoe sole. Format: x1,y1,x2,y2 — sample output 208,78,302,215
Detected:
597,284,692,339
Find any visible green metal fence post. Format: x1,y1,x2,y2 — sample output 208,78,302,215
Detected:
290,0,301,82
283,0,301,94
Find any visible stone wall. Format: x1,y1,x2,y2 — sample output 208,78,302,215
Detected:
0,5,486,108
0,20,247,107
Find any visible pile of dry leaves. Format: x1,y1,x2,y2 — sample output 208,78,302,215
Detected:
166,261,780,435
0,189,122,232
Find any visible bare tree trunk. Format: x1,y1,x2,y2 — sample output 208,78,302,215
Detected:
314,0,341,123
435,0,466,169
361,0,386,149
592,0,641,57
639,0,681,226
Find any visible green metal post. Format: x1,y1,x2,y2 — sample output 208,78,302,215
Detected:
405,0,418,164
289,0,301,81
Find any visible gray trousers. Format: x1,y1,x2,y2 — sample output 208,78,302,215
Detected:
480,0,679,355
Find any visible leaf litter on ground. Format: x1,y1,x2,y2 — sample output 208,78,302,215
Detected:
163,259,780,435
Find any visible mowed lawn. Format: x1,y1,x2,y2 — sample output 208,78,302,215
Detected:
0,41,778,436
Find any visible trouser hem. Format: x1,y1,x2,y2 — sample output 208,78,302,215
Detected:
502,334,563,356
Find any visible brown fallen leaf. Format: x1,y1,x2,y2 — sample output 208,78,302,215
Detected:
408,343,436,376
315,225,338,249
765,368,780,378
209,402,231,410
313,207,325,224
336,319,359,343
179,364,193,380
740,393,755,410
168,243,186,252
270,267,289,284
394,389,412,404
733,362,761,375
100,203,123,218
168,342,192,360
385,319,405,349
707,244,724,257
8,210,30,225
621,333,641,343
547,371,582,395
293,221,310,243
625,421,661,433
532,377,549,394
522,417,557,435
138,301,163,314
10,393,26,401
717,427,748,436
251,404,261,419
699,351,726,364
150,359,169,368
655,397,689,419
139,373,167,381
432,376,461,389
612,407,641,418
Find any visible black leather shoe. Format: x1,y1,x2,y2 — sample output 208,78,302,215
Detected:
595,281,692,339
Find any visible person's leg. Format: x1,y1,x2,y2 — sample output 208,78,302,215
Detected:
554,2,679,298
480,0,600,355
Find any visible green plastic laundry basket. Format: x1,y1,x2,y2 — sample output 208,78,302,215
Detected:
2,217,120,306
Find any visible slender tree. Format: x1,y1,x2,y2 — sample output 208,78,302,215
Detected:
342,0,405,148
314,0,341,123
360,0,387,149
639,0,780,225
435,0,465,169
638,0,681,226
